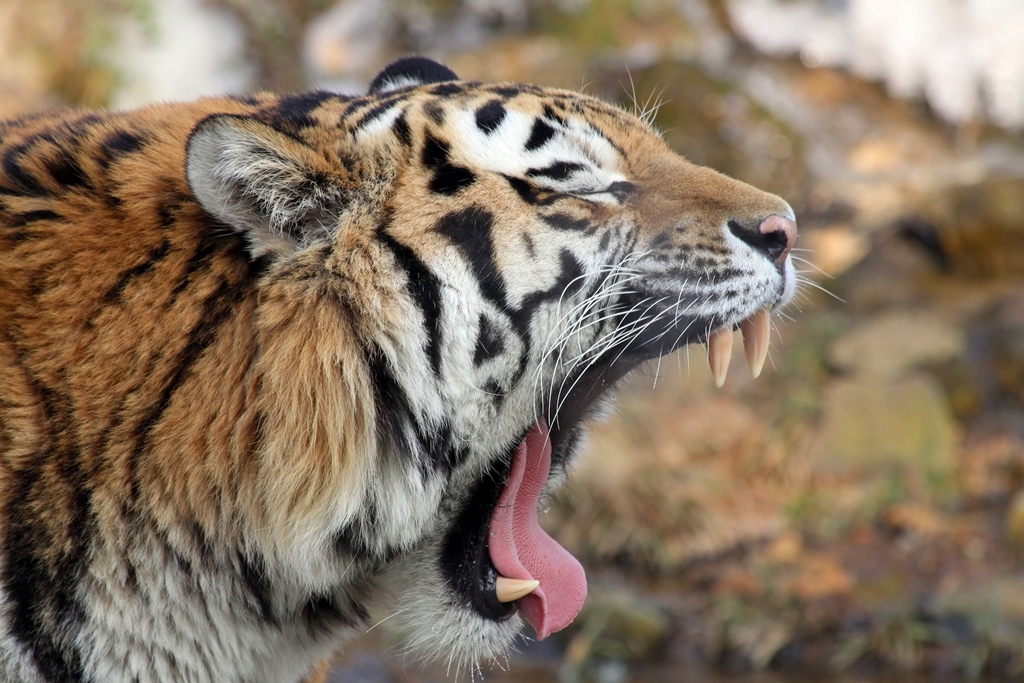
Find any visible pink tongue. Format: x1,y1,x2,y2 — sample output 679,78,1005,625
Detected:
488,420,587,640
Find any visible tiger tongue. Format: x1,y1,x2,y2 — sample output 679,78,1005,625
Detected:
488,420,587,640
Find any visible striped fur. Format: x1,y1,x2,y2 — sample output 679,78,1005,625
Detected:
0,59,795,682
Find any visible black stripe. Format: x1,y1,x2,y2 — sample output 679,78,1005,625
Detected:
434,207,507,308
238,553,276,623
421,134,475,195
2,145,48,197
366,347,417,462
127,276,239,500
2,370,88,682
420,135,449,170
365,346,460,474
351,95,403,130
507,249,587,385
152,190,191,232
542,104,567,127
423,101,445,125
376,229,444,376
165,230,247,307
97,131,146,170
302,591,360,633
229,94,261,106
392,111,412,147
523,233,536,258
426,419,458,470
487,85,529,98
483,379,503,403
333,504,404,565
45,149,91,191
606,181,635,200
265,90,335,131
100,241,171,303
503,175,560,206
347,595,370,623
473,314,505,366
66,113,102,129
474,100,506,134
541,212,590,232
525,118,555,151
6,209,61,227
430,83,464,97
526,161,586,181
2,229,34,243
341,97,369,119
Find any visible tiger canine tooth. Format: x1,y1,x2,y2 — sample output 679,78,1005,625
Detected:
707,327,734,388
739,309,771,379
495,577,540,603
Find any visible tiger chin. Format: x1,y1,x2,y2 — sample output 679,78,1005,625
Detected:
0,57,796,683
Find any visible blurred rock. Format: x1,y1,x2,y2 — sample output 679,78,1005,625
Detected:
560,588,672,683
0,0,121,113
836,229,953,311
787,553,854,600
924,176,1024,277
800,224,871,277
726,0,1024,129
993,290,1024,405
304,0,395,84
326,652,392,683
550,393,785,571
757,531,854,600
937,356,986,420
937,576,1024,624
811,373,956,479
705,595,800,670
880,503,945,537
828,310,966,379
575,589,673,660
113,0,254,108
764,529,803,563
1006,491,1024,547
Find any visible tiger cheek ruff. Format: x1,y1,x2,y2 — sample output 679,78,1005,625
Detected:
0,57,797,683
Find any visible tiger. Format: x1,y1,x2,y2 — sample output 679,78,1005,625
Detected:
0,56,797,683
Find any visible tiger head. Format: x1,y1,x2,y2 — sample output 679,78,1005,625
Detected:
186,57,796,668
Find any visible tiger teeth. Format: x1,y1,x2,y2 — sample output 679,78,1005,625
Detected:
707,326,734,388
708,310,771,386
495,577,539,603
739,309,771,379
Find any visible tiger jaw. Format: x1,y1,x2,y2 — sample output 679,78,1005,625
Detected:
443,304,791,639
708,307,772,388
485,303,775,592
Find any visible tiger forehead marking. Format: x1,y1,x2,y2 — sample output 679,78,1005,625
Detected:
0,57,796,683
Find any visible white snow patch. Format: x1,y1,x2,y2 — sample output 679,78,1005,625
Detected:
112,0,253,109
728,0,1024,129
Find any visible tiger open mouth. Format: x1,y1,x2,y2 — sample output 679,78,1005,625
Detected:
439,306,774,639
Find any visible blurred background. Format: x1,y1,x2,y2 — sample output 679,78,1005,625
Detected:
3,0,1023,680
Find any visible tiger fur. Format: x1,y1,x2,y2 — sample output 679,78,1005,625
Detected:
0,57,797,683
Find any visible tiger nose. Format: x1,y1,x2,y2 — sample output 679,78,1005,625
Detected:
759,215,797,264
728,215,797,265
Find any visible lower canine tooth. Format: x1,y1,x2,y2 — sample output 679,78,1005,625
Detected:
495,577,540,603
707,327,734,388
739,309,771,379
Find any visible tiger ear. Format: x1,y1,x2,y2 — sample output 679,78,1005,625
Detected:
186,114,348,259
368,56,458,94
